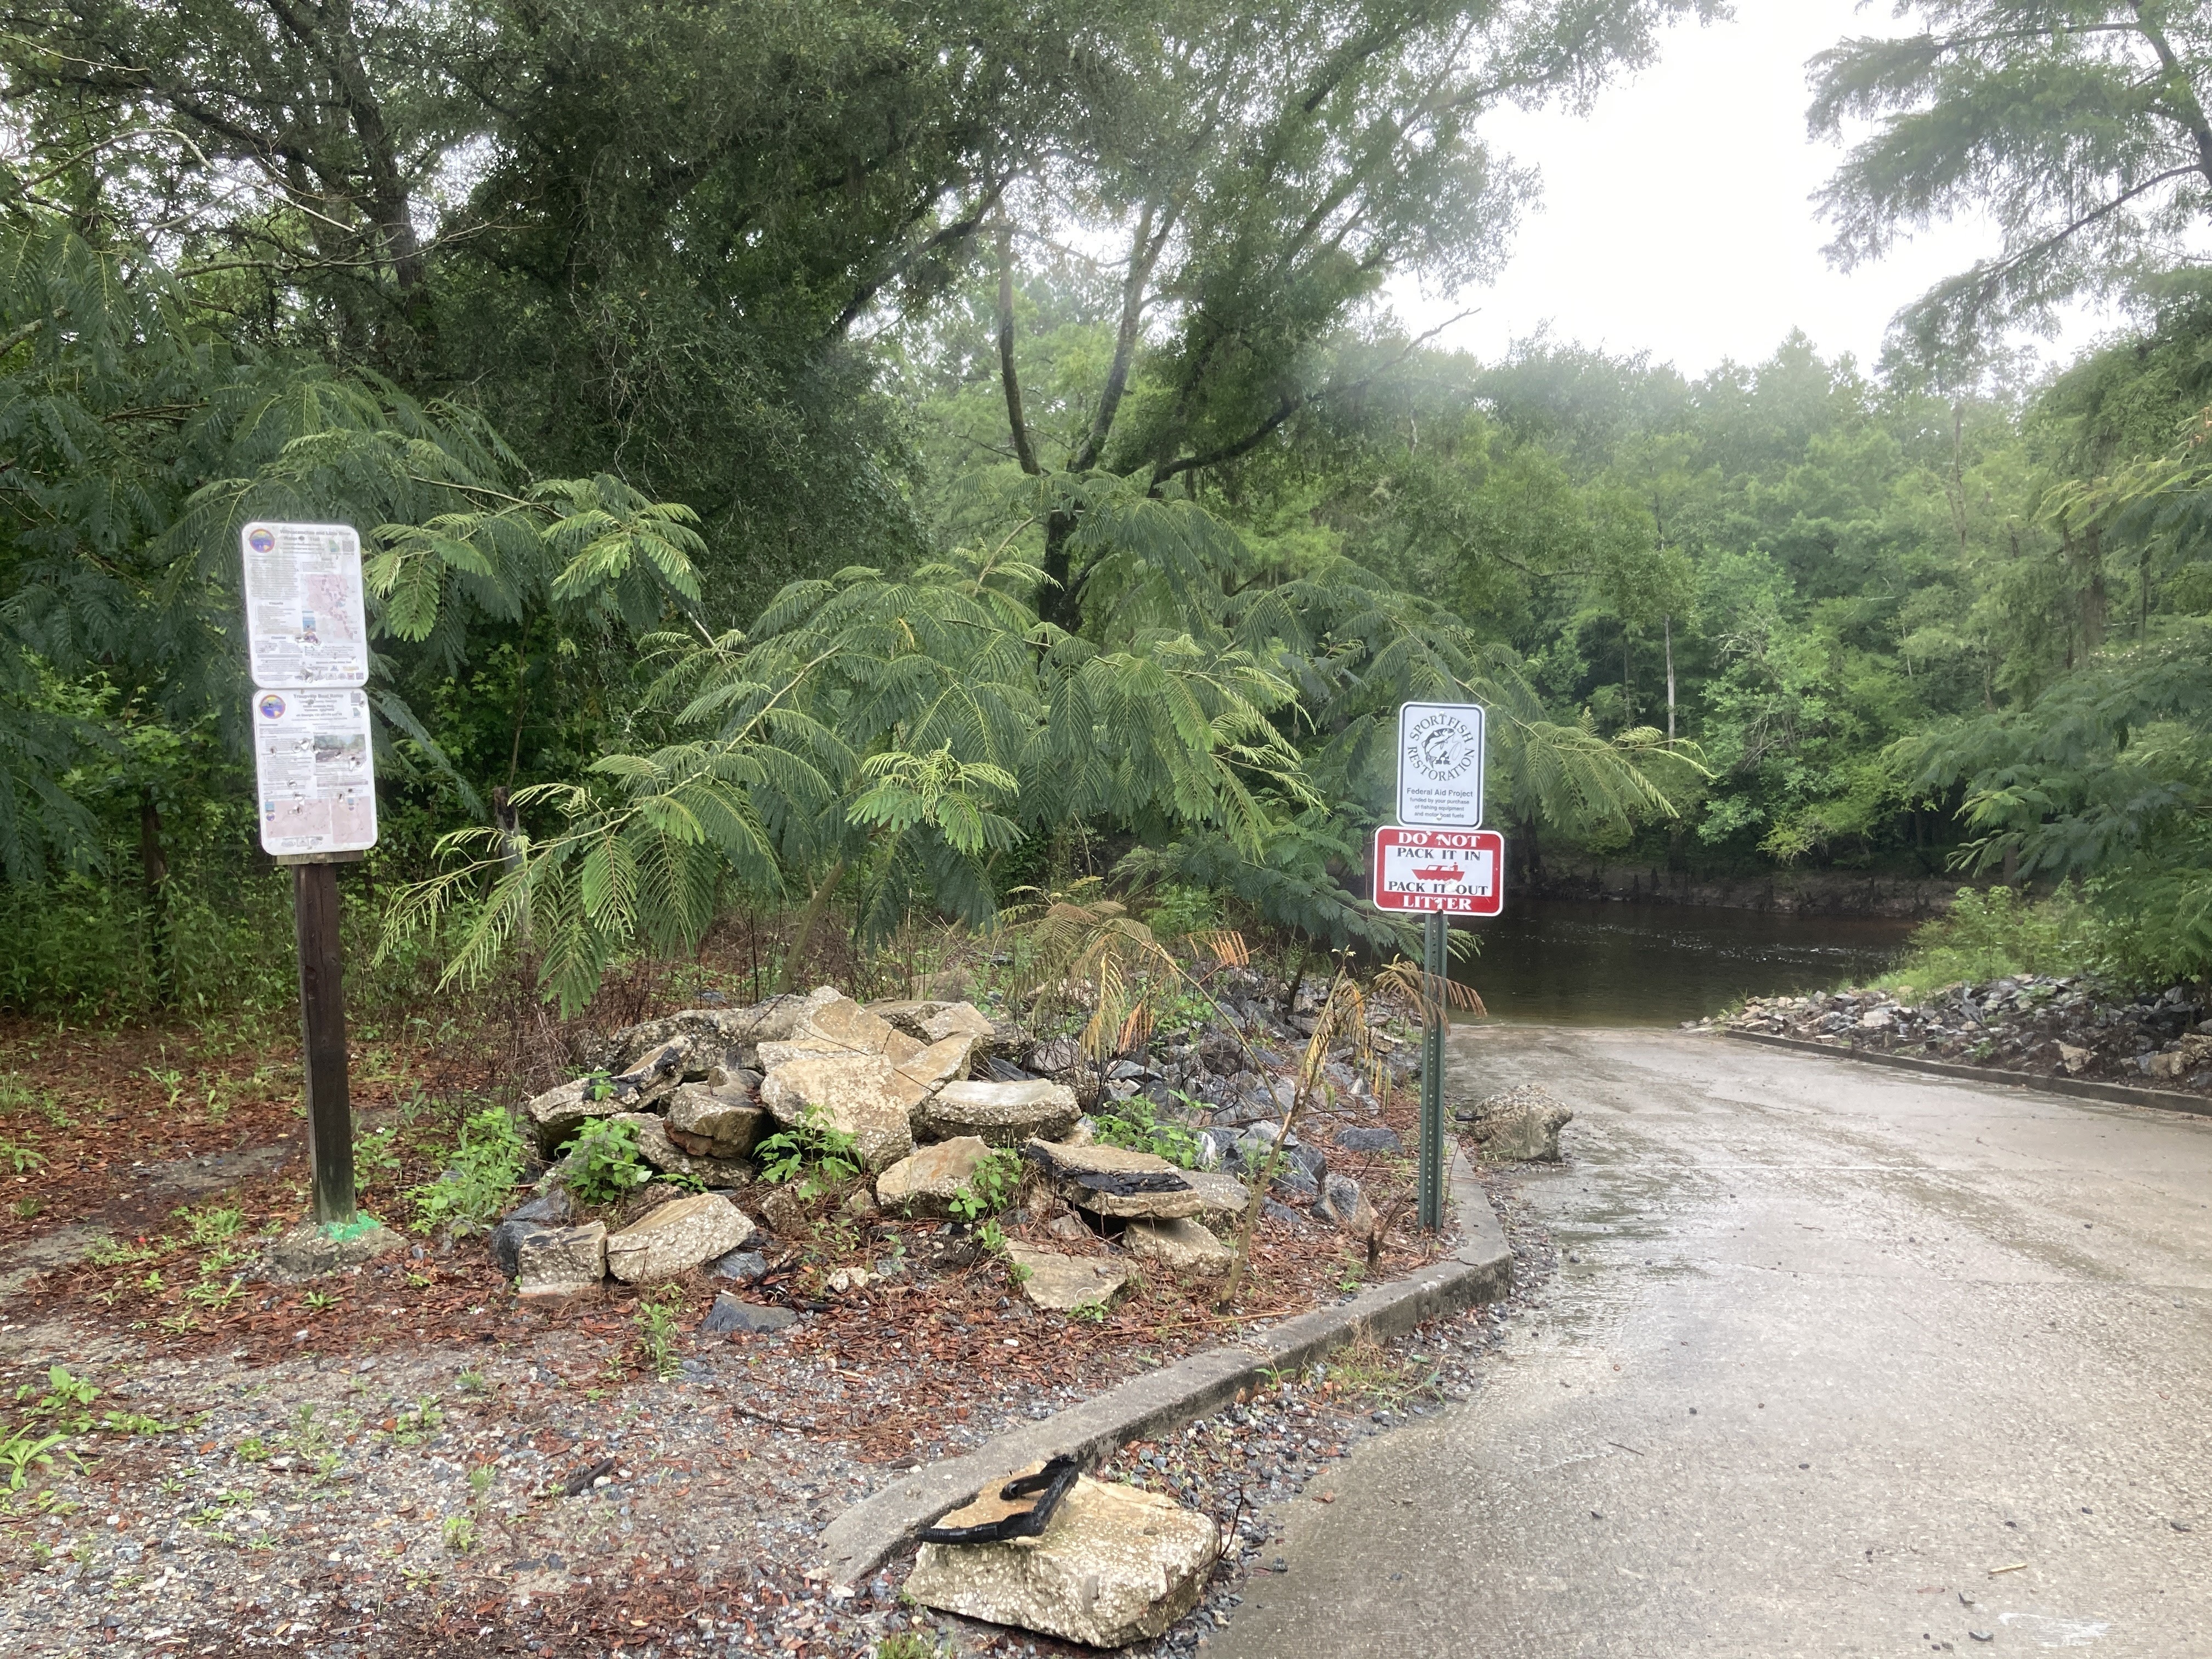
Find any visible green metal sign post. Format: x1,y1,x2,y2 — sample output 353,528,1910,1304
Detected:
1418,909,1448,1231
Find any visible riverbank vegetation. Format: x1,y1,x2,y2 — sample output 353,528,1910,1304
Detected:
4,0,2212,1041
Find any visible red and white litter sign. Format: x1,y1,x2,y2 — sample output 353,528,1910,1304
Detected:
1372,826,1504,915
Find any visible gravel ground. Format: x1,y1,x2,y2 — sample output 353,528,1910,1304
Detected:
0,1157,1551,1658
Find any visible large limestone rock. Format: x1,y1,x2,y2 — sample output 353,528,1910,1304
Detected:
622,1114,755,1187
916,1079,1080,1147
758,1054,917,1170
894,1034,979,1095
1459,1083,1575,1162
515,1222,607,1295
598,986,839,1073
791,996,907,1058
904,1473,1220,1647
868,998,999,1049
1122,1216,1233,1276
523,1076,622,1153
1005,1245,1130,1312
1023,1139,1245,1220
665,1081,766,1160
875,1137,994,1217
605,1193,757,1284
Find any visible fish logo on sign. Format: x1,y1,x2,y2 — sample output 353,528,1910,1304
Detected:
1396,702,1486,828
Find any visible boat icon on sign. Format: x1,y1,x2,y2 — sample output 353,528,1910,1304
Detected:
1411,865,1464,882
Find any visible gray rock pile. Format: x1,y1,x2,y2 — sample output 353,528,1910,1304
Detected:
499,974,1410,1304
1721,976,2212,1091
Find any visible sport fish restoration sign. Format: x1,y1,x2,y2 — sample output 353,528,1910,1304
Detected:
1396,701,1485,828
1372,827,1505,916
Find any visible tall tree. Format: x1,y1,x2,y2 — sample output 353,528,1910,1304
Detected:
982,0,1723,633
1811,1,2212,366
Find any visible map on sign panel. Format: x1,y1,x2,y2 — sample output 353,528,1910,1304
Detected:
240,521,370,688
1396,701,1485,828
252,687,379,856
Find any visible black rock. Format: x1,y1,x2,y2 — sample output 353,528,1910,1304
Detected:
1260,1198,1308,1230
1269,1167,1319,1201
489,1188,577,1276
699,1294,798,1335
709,1249,769,1284
1335,1126,1403,1154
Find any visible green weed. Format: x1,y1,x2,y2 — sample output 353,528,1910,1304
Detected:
1093,1093,1204,1168
635,1291,684,1381
755,1110,860,1197
0,1133,44,1174
177,1204,243,1246
946,1148,1023,1221
559,1116,652,1206
405,1104,526,1231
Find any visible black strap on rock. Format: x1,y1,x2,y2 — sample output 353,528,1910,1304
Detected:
916,1455,1084,1545
1070,1169,1192,1196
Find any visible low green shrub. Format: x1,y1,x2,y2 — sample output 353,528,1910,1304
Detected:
1093,1092,1204,1169
405,1106,527,1231
560,1116,652,1206
1880,885,2099,991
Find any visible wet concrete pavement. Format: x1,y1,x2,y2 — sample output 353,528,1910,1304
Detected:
1211,1026,2212,1657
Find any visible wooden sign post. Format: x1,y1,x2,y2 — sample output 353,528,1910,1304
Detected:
288,856,357,1223
244,522,376,1231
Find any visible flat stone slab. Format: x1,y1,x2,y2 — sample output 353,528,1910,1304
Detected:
1122,1216,1233,1275
1024,1139,1244,1219
1005,1245,1130,1312
758,1054,919,1171
904,1474,1220,1647
917,1079,1080,1146
870,999,999,1047
893,1034,979,1095
699,1294,798,1335
875,1137,992,1217
605,1193,757,1284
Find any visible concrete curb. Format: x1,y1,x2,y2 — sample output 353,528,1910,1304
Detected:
812,1146,1513,1588
1723,1028,2212,1119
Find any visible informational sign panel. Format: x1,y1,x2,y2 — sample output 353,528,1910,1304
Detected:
252,686,379,856
1396,701,1486,828
1372,826,1505,916
240,521,370,689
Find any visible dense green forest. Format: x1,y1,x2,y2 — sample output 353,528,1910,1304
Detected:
6,0,2212,1015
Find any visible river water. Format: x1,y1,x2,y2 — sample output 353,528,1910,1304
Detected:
1452,898,1914,1026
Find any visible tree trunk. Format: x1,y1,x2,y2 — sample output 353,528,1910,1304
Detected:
2082,526,2107,655
1622,630,1633,726
1663,613,1676,741
1040,508,1080,631
778,859,848,993
139,789,168,1003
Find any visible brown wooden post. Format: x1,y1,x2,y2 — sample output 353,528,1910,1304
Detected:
292,858,356,1224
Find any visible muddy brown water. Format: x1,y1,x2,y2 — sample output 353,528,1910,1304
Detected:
1452,898,1913,1027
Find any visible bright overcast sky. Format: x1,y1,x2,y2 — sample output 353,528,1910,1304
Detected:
1392,0,2118,379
